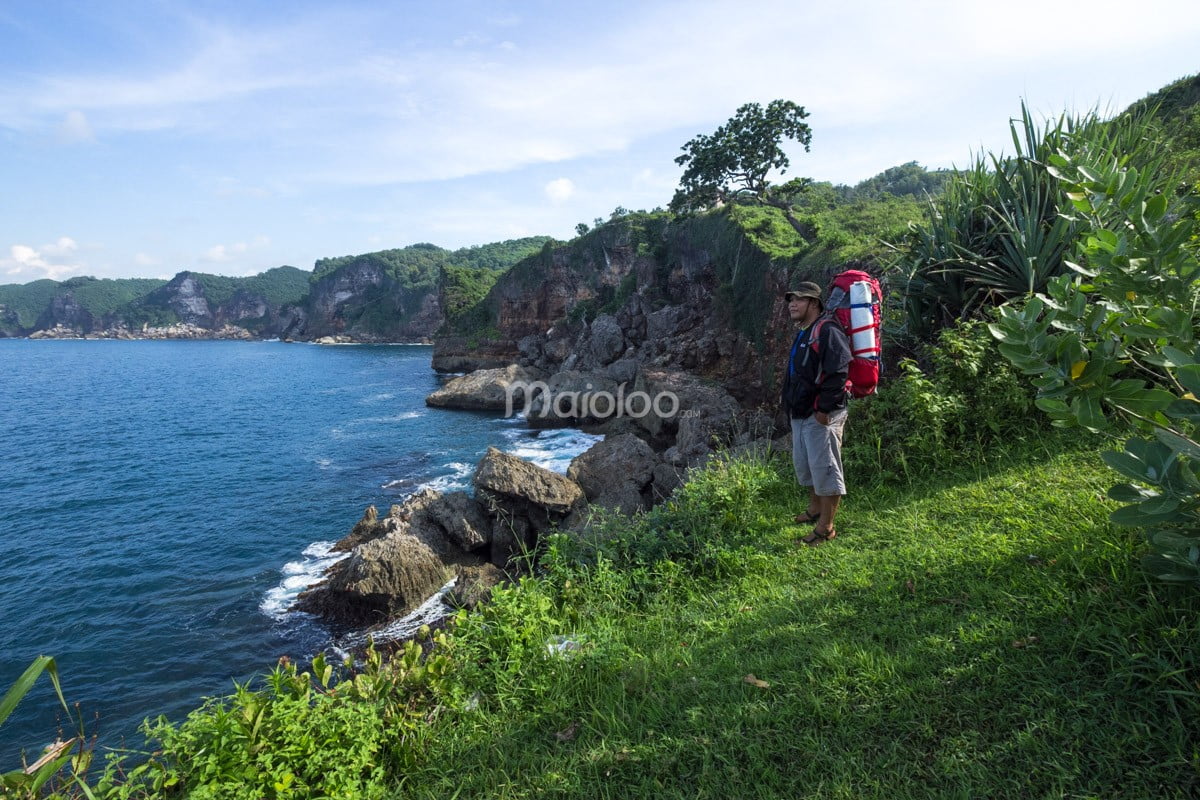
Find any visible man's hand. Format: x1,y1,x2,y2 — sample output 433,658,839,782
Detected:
815,410,829,426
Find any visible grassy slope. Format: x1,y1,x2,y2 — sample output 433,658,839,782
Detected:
405,444,1198,799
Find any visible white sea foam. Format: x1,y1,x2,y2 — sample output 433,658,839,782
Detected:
362,411,424,424
260,541,348,621
504,429,602,473
381,461,474,495
414,462,474,493
360,393,396,404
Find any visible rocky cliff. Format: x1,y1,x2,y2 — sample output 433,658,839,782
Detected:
433,208,825,407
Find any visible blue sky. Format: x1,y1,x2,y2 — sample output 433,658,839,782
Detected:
2,0,1198,283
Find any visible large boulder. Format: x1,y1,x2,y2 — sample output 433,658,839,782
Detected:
568,433,660,514
474,447,587,566
297,489,492,628
423,491,491,552
294,534,452,628
587,314,626,366
425,364,545,412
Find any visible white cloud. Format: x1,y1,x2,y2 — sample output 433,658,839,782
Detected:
134,252,160,267
544,178,575,205
202,236,270,263
59,110,94,143
1,237,83,282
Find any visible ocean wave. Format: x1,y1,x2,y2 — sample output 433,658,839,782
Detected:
260,541,348,621
504,428,602,474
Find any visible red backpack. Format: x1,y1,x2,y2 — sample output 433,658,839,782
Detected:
811,269,882,398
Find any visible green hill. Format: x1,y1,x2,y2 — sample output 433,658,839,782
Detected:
0,279,61,330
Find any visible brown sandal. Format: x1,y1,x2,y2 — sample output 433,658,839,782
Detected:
794,510,820,524
806,527,837,547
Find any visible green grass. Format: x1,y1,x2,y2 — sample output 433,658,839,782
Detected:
401,443,1199,799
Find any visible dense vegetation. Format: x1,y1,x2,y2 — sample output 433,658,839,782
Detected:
312,239,552,287
0,280,63,329
190,267,310,308
310,238,551,338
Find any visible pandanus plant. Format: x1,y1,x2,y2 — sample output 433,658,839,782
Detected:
897,103,1167,338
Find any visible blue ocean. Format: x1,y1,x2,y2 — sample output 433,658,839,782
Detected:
0,340,597,763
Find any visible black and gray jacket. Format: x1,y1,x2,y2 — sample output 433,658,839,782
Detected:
782,316,851,418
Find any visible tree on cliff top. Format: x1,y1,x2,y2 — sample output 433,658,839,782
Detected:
669,100,812,216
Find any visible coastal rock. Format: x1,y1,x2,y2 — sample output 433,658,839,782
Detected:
523,370,620,427
603,356,640,386
298,488,493,628
28,324,81,339
446,563,510,610
430,336,517,372
294,534,452,627
634,370,743,465
474,447,587,566
423,491,491,552
587,314,625,366
332,505,388,552
567,433,659,515
425,364,545,412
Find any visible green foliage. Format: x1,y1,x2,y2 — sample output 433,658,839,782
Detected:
312,243,446,286
100,643,452,799
0,280,63,328
447,237,552,272
59,277,168,319
236,267,310,307
1126,72,1200,184
837,161,953,202
440,264,501,329
671,100,812,214
414,445,1199,799
2,656,88,798
896,103,1166,338
600,272,637,316
793,194,923,273
990,140,1200,586
314,239,551,287
846,319,1037,482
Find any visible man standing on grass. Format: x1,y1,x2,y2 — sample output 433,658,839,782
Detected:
782,281,850,546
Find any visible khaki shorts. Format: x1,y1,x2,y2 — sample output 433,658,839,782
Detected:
791,408,848,496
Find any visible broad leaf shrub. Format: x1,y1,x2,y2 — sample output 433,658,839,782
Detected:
845,319,1037,482
990,142,1200,587
95,643,452,799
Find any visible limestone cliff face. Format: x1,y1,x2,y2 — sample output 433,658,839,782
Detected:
35,291,97,333
290,261,442,342
433,211,801,406
433,221,655,371
149,274,214,327
141,272,296,336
